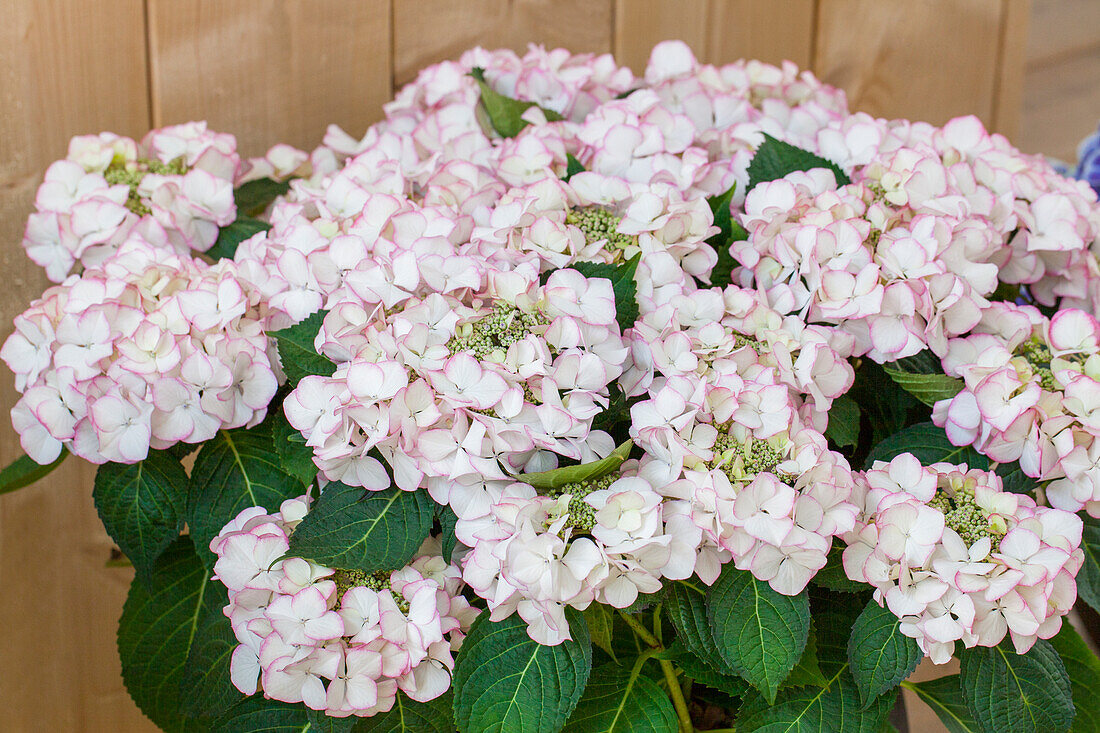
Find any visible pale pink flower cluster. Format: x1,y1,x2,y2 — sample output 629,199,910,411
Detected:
843,455,1083,663
211,496,477,718
24,122,241,281
1,232,276,464
933,303,1100,516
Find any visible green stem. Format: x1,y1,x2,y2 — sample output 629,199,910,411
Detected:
618,608,695,733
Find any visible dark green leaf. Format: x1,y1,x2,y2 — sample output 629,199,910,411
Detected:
270,410,317,488
813,541,870,594
568,255,640,333
562,661,676,732
209,697,308,732
1078,514,1100,614
826,395,861,448
665,578,738,674
235,177,292,217
206,217,270,260
93,449,187,585
706,565,810,703
703,184,749,288
865,422,989,471
584,603,617,662
436,503,459,564
738,667,895,732
188,424,306,566
453,609,592,733
959,639,1074,733
564,154,585,181
883,368,963,407
903,676,980,733
360,692,456,732
849,361,921,448
996,462,1039,495
270,310,335,387
470,67,564,138
288,483,435,574
118,536,215,732
516,441,633,489
307,707,359,733
1049,623,1100,733
180,603,242,719
0,448,67,495
785,627,829,690
848,601,923,707
662,642,749,698
746,133,851,193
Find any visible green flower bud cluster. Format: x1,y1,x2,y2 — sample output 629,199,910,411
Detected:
333,567,410,613
927,481,1005,550
710,427,794,485
733,334,764,353
103,156,188,216
447,302,549,360
547,472,619,533
565,206,638,261
1014,335,1057,391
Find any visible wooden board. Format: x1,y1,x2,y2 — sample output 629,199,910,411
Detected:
1020,43,1100,163
147,0,393,157
394,0,613,86
0,3,156,730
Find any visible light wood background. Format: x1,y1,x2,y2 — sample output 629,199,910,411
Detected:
0,1,1095,730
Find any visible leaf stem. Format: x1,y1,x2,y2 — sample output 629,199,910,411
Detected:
618,608,694,733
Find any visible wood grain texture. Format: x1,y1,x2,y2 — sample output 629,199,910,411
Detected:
147,0,392,158
814,0,1004,128
991,0,1031,138
1027,0,1100,67
394,0,613,86
614,0,710,73
1020,44,1100,162
0,2,156,730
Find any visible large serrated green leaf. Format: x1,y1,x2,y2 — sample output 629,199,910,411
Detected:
187,424,306,566
865,422,989,470
562,661,676,732
1049,623,1100,733
662,641,749,698
704,183,745,288
180,603,242,720
270,410,317,488
746,133,851,193
306,708,359,733
515,441,633,489
785,627,828,690
706,565,810,703
813,541,871,594
235,177,292,217
270,310,335,386
117,536,215,732
0,448,68,494
903,676,980,733
825,395,861,449
584,603,617,661
665,578,739,674
1075,514,1100,614
470,67,564,138
358,692,456,732
959,639,1074,733
564,154,585,181
847,601,922,707
287,483,435,575
93,449,187,585
995,462,1039,495
568,255,640,333
737,666,895,732
209,697,309,732
453,609,592,733
882,368,963,407
206,217,270,260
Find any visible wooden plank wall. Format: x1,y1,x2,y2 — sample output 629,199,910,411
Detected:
3,1,1087,730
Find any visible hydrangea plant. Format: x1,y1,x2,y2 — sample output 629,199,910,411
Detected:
4,40,1100,732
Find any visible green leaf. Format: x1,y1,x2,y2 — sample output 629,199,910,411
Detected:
270,410,317,488
93,449,187,585
270,310,335,386
813,541,869,594
1078,514,1100,614
746,133,851,193
848,361,920,447
235,177,292,217
903,676,981,733
662,642,749,698
564,153,585,181
785,627,829,690
568,255,641,334
958,639,1074,733
865,422,989,470
847,600,922,706
180,603,242,719
706,565,810,703
996,462,1039,495
470,67,564,138
287,483,435,574
187,424,306,566
209,697,308,732
1049,623,1100,732
883,368,963,407
307,707,359,733
562,661,676,732
665,578,739,674
359,692,456,732
206,217,270,260
453,609,592,733
737,667,895,732
705,183,745,288
117,536,215,732
825,395,861,448
584,603,617,662
436,503,459,564
515,441,633,489
0,448,67,495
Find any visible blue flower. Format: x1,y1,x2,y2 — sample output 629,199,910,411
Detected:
1075,123,1100,196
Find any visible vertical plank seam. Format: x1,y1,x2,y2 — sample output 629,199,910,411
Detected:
609,0,617,63
809,0,822,72
388,0,397,99
143,0,159,130
989,0,1013,131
